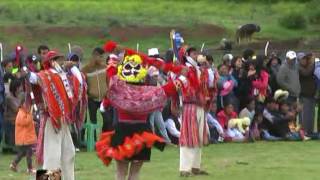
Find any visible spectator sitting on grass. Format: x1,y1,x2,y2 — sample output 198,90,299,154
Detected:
239,97,255,121
260,97,282,141
217,101,238,133
207,100,224,143
226,117,251,142
248,108,264,142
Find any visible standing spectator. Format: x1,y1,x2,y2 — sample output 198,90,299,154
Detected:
242,48,255,64
248,55,269,104
147,65,171,143
217,64,239,112
314,56,320,132
230,56,244,84
2,59,15,84
10,101,37,174
37,45,50,61
266,55,282,95
231,56,250,109
4,79,24,150
0,62,4,144
82,48,111,140
222,54,233,67
276,51,300,103
298,52,316,135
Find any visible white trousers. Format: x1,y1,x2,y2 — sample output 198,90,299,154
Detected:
179,147,201,172
43,121,75,180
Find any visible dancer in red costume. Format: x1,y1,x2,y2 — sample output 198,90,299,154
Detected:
144,47,217,177
96,41,184,180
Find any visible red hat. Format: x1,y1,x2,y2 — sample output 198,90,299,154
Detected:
45,51,63,61
43,50,63,69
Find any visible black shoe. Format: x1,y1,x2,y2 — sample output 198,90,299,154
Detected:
191,168,209,176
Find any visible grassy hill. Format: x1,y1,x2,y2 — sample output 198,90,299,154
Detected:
0,0,318,59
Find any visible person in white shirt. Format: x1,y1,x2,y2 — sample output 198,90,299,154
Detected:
28,51,85,180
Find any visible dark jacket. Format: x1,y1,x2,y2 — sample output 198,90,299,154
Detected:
299,63,316,97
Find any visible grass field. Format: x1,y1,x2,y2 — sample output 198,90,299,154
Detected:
1,141,319,180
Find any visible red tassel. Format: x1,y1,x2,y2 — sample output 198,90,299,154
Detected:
125,48,136,55
104,41,117,52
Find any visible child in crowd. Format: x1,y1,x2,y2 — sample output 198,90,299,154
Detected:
227,117,251,142
217,64,239,112
239,97,255,121
8,79,36,173
207,100,224,143
217,102,238,131
278,101,306,141
248,109,264,142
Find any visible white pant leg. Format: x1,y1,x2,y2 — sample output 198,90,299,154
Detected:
43,120,62,171
61,124,76,180
233,129,244,140
196,107,205,144
226,128,236,138
192,147,201,169
180,147,201,171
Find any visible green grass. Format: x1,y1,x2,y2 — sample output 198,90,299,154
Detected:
0,0,319,59
1,141,320,180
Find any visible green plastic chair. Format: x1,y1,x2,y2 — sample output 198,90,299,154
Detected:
85,123,100,152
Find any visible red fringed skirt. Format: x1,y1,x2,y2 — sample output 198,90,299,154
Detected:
96,122,166,166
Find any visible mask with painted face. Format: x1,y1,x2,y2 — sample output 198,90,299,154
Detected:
117,54,147,83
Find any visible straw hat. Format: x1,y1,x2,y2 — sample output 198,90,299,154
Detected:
274,89,289,102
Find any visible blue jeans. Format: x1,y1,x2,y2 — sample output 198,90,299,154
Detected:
149,111,171,143
261,130,282,141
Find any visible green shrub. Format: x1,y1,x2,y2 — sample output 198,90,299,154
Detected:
308,11,320,24
279,13,307,29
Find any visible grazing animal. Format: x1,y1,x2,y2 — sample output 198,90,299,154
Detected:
236,24,261,44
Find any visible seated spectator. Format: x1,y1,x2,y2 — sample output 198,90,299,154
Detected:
207,100,224,143
278,100,306,141
273,89,289,103
217,102,238,131
164,117,181,145
248,108,264,142
217,64,239,112
163,101,180,145
226,117,251,142
239,97,255,121
260,97,283,141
